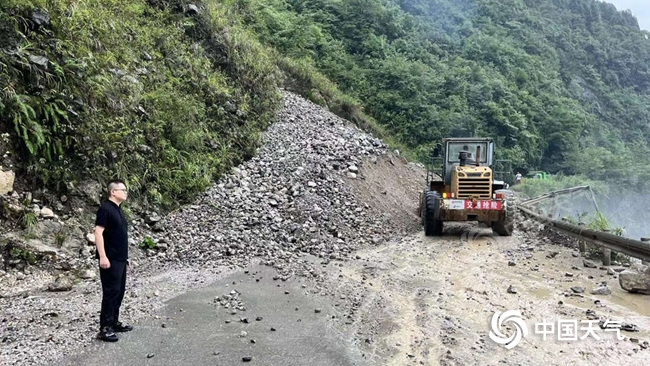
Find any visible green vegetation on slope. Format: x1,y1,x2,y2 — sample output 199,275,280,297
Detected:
231,0,650,188
0,0,281,207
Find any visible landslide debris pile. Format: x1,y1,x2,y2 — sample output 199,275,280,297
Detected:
150,91,413,275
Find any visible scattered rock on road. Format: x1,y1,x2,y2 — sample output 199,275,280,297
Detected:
47,276,74,292
570,286,585,293
619,265,650,295
591,286,612,295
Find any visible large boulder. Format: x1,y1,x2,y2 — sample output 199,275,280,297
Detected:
48,275,74,292
74,180,103,205
25,240,59,256
619,264,650,295
0,169,15,195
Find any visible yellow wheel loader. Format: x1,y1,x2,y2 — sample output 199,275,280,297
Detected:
419,138,515,236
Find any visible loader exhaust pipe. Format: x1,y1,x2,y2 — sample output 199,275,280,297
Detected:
459,151,468,166
475,146,481,166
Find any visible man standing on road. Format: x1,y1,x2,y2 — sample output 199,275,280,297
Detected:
94,179,133,342
515,172,522,185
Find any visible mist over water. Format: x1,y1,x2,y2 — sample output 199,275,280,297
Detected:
533,187,650,240
601,193,650,240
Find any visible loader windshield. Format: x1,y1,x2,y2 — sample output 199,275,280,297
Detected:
447,142,488,163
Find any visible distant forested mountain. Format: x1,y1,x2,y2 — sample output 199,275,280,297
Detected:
237,0,650,186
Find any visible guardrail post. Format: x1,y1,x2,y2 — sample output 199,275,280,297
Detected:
578,241,586,254
642,238,650,265
602,248,611,266
577,223,586,255
600,229,612,266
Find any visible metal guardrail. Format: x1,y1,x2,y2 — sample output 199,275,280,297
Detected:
517,197,650,263
521,185,592,206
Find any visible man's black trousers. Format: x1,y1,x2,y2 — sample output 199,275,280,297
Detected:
99,260,127,329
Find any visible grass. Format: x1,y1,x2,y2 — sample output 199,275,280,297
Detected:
139,236,155,250
512,172,609,199
9,246,38,265
20,211,38,234
1,0,418,213
0,0,282,208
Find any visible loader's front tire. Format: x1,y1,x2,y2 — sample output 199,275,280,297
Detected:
419,189,428,225
424,190,443,236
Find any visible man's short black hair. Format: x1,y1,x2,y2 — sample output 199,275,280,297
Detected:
107,179,126,193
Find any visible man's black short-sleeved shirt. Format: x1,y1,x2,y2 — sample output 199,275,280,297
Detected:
95,200,128,261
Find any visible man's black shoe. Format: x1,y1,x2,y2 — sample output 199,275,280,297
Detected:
113,322,133,332
97,326,118,342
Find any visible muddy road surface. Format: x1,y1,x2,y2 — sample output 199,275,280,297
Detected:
48,223,650,366
325,224,650,365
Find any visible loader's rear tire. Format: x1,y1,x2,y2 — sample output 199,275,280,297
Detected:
424,190,443,236
492,189,515,236
419,189,428,225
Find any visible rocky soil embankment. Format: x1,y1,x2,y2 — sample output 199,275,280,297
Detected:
148,91,423,272
0,91,425,366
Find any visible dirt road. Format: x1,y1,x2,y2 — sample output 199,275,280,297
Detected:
321,223,650,365
50,222,650,366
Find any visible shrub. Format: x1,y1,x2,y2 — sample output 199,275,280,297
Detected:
139,236,155,250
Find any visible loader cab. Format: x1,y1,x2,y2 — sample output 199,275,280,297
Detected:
441,138,494,186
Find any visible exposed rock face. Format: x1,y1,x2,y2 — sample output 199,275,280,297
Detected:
31,9,51,27
74,180,104,206
619,264,650,295
0,169,15,195
184,4,200,15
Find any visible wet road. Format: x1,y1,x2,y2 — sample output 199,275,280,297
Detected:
54,264,370,366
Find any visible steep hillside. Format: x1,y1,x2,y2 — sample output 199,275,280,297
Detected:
0,0,281,208
235,0,650,186
0,91,425,366
2,93,648,365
